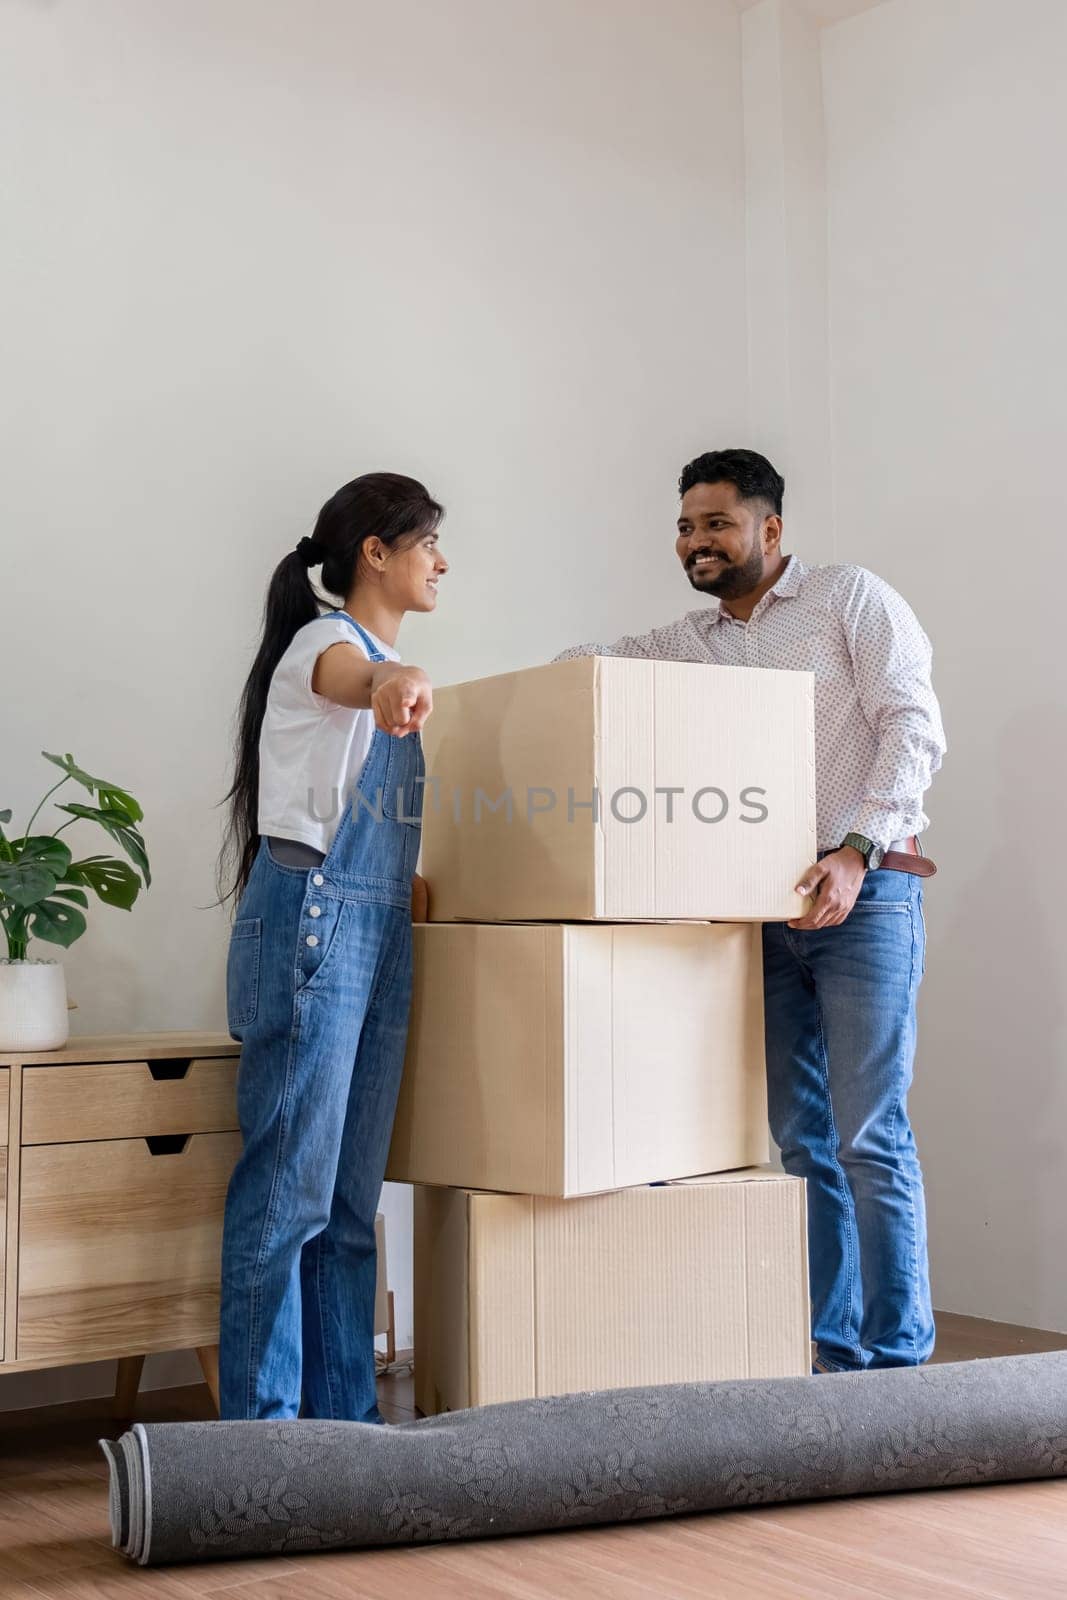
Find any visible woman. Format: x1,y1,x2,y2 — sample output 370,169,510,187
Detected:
217,471,447,1422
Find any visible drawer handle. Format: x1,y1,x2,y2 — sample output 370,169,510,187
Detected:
145,1134,191,1156
148,1060,192,1081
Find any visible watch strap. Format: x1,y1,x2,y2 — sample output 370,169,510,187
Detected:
841,831,883,869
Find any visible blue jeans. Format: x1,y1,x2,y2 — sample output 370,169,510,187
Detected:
218,722,423,1421
762,866,932,1371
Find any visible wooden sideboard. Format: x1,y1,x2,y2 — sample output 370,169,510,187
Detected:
0,1031,241,1409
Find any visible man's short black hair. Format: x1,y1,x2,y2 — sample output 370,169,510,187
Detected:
678,448,785,516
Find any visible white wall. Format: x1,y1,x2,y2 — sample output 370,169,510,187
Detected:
823,0,1067,1328
0,0,748,1404
741,0,835,559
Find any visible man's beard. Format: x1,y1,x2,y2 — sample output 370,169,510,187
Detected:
686,539,765,601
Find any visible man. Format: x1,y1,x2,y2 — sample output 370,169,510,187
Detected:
554,448,946,1372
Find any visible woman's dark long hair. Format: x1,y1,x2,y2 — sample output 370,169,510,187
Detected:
217,472,444,908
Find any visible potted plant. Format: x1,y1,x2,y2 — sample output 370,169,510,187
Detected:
0,752,150,1050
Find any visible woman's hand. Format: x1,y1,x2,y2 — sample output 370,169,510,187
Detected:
370,664,433,737
411,873,430,922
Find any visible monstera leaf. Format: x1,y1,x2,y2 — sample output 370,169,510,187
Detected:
65,855,141,910
42,751,144,823
25,896,88,949
0,837,72,906
52,887,89,908
54,804,151,888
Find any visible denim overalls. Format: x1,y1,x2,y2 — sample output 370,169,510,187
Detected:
219,615,423,1422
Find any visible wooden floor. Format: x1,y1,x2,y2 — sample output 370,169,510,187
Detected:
2,1316,1066,1599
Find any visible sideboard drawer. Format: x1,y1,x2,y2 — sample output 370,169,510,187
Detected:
17,1131,242,1363
22,1057,240,1145
0,1070,7,1360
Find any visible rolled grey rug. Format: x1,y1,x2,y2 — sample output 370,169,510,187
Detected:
101,1353,1067,1566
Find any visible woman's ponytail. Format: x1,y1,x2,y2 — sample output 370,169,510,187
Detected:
216,548,321,906
216,472,442,907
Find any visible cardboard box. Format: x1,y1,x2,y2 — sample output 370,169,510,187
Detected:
386,921,768,1197
419,655,816,922
414,1170,810,1414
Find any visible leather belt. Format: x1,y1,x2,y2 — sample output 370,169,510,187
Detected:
879,835,937,878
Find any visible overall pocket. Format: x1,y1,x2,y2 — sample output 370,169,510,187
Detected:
381,732,424,879
226,917,262,1034
381,732,425,823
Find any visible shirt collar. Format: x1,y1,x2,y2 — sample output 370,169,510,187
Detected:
770,552,805,597
706,552,805,624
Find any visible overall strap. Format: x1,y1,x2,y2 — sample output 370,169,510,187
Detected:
320,609,388,664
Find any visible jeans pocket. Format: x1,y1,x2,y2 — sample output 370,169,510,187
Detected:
226,917,262,1034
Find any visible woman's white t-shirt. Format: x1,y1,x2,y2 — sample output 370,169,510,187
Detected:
257,615,400,855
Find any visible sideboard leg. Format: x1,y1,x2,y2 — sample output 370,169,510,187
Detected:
196,1344,221,1414
114,1354,145,1418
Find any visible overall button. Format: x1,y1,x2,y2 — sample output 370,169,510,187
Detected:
309,905,322,918
312,873,324,886
306,935,319,948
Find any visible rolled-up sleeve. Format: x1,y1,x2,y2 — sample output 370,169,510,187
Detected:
839,568,947,850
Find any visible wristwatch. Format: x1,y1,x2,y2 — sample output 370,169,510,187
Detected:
840,831,884,870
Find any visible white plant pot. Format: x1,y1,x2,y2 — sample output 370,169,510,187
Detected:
0,959,71,1051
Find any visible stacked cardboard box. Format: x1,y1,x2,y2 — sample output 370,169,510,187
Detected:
387,655,816,1412
416,654,817,922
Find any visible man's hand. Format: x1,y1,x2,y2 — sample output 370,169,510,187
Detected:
371,664,433,737
787,846,867,930
411,873,430,923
